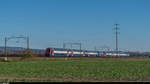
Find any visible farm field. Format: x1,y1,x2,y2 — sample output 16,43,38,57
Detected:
0,57,150,82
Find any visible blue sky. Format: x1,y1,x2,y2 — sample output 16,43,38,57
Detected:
0,0,150,51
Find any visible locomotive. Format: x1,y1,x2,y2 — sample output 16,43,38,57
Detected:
45,48,130,57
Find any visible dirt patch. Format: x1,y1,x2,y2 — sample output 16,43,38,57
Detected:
0,76,149,82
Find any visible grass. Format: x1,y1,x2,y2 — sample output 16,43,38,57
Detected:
0,57,150,82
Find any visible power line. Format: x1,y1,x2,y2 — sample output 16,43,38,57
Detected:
5,36,29,59
63,42,82,56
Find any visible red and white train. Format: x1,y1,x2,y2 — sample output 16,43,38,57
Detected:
45,48,130,57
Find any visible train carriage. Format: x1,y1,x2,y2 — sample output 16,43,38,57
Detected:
45,48,130,57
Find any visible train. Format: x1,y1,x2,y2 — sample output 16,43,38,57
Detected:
45,48,130,57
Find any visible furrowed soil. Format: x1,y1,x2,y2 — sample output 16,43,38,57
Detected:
0,57,150,82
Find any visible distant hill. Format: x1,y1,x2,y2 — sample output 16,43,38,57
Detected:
0,46,45,54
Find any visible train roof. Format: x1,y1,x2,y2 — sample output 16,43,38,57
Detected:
46,48,129,53
105,51,129,53
46,47,98,52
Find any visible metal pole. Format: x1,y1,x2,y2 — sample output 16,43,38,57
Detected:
27,36,29,50
80,43,81,56
5,37,7,60
71,43,72,49
63,43,65,49
115,24,119,56
94,46,97,51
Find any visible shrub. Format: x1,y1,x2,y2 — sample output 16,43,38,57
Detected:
20,50,37,60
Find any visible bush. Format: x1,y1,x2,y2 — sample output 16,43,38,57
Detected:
21,50,37,60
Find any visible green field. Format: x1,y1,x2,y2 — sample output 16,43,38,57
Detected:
0,57,150,82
